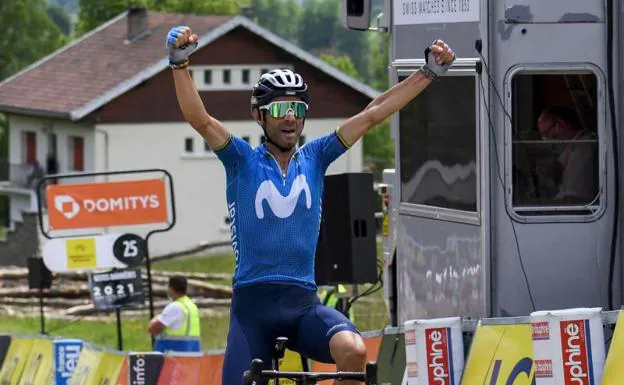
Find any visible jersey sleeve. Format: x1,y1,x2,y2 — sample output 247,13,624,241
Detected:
214,134,254,167
303,128,350,170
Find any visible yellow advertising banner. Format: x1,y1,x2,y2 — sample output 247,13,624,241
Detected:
68,345,102,385
602,310,624,384
0,337,34,385
461,323,535,385
17,337,54,385
276,349,305,385
90,351,125,385
66,238,97,269
281,349,304,372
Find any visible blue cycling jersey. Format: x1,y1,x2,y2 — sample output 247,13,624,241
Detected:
215,130,349,289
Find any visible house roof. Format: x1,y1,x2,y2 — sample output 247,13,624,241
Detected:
0,10,380,121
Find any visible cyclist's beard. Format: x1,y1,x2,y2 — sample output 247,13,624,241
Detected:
262,117,304,153
263,125,292,152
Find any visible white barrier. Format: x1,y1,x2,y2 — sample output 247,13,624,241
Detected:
530,307,605,385
403,316,464,385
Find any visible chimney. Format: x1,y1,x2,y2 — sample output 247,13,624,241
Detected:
240,5,254,19
127,6,149,42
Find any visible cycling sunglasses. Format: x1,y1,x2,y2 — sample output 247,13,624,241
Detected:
260,101,308,119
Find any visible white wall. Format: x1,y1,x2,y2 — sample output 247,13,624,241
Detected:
96,118,363,256
9,115,95,174
189,64,292,91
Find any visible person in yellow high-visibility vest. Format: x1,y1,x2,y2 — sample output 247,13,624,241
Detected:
317,285,355,323
148,275,201,352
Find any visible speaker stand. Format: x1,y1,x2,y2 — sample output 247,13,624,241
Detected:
39,285,46,335
116,307,123,351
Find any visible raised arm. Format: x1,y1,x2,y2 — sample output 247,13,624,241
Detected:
337,40,456,147
167,26,230,150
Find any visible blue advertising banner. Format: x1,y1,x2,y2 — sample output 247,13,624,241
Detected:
53,339,83,385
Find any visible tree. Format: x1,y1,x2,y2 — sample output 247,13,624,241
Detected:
49,0,79,14
0,113,7,164
47,3,73,35
319,53,363,82
368,32,389,91
0,0,68,80
76,0,244,37
146,0,244,14
0,114,6,147
320,50,393,180
334,28,370,82
362,119,394,180
251,0,301,44
298,0,338,54
359,33,395,180
0,112,7,227
76,0,142,36
358,29,393,179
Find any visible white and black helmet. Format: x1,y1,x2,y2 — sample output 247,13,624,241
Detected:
251,68,310,108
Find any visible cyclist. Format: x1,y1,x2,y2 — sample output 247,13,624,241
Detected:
165,25,455,385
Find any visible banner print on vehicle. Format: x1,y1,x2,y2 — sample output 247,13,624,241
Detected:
46,179,168,230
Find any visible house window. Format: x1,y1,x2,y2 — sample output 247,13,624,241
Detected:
223,69,231,84
68,136,84,171
204,70,212,85
398,74,477,212
204,141,213,153
242,69,250,84
22,131,37,165
509,71,599,216
261,68,269,75
185,137,193,153
242,136,250,143
298,135,306,146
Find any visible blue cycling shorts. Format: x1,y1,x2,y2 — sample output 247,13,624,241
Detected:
221,283,360,385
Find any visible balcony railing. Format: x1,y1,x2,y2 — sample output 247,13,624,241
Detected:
0,159,45,188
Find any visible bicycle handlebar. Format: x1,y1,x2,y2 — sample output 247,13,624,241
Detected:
243,359,378,385
244,359,263,384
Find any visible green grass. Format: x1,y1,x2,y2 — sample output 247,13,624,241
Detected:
0,251,388,351
152,253,235,275
352,287,389,332
152,253,234,286
0,254,235,351
0,314,230,352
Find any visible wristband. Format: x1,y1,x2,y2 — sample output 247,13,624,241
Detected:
419,65,438,80
170,59,189,70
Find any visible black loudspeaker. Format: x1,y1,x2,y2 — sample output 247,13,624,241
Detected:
315,173,378,285
340,0,371,31
28,257,53,290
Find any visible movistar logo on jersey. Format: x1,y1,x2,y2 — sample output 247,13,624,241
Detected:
255,174,311,219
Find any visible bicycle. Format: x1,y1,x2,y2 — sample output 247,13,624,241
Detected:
243,336,378,385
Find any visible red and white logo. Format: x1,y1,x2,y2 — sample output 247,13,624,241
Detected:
54,195,81,219
425,327,454,385
560,319,594,385
532,321,550,340
534,359,553,378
